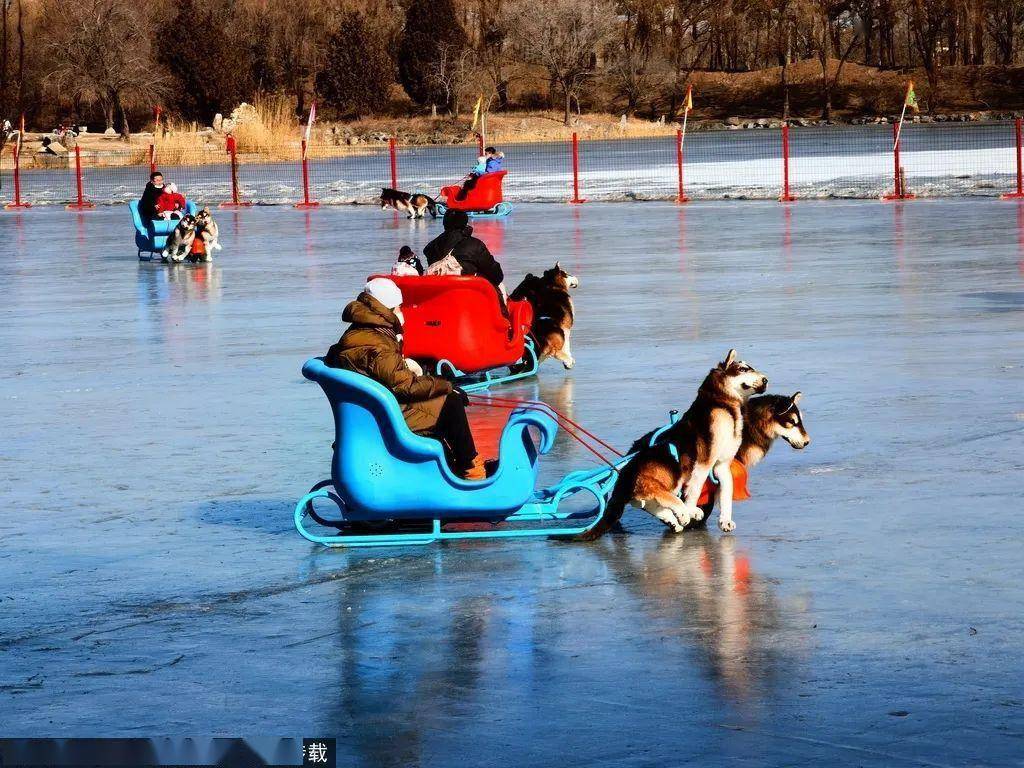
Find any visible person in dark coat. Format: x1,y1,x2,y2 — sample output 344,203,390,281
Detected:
139,171,165,221
324,277,486,480
423,209,504,288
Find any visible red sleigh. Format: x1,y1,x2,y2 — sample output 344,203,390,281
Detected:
436,171,512,217
387,274,537,390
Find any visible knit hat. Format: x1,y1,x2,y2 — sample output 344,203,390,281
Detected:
165,183,178,194
398,245,414,258
364,277,403,310
443,208,469,231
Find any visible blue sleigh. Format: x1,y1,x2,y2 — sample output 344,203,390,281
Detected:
295,358,630,547
129,199,198,260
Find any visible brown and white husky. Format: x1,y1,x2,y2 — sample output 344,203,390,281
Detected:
578,350,767,540
379,188,438,219
692,391,810,526
510,262,579,369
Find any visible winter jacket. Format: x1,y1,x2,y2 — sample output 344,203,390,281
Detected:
324,293,452,433
156,190,186,215
423,226,504,287
139,182,164,220
485,153,504,173
471,159,487,175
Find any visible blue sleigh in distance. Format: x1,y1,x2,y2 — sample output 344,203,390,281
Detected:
295,358,626,547
129,199,198,260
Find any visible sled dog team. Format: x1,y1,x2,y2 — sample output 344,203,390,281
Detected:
583,349,809,538
163,207,222,263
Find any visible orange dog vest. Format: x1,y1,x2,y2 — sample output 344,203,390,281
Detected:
696,459,750,506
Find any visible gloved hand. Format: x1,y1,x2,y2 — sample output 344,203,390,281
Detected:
452,386,470,407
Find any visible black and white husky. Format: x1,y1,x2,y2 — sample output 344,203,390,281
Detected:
193,207,222,259
380,188,438,219
162,214,197,263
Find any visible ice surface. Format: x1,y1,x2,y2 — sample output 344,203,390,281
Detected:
1,200,1023,764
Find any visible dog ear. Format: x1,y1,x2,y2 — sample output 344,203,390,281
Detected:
554,260,561,270
791,391,802,406
721,349,737,368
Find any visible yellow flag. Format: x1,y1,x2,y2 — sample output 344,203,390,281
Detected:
904,81,919,113
684,84,693,113
470,96,483,131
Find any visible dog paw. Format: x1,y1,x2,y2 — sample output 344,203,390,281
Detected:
690,508,705,523
653,510,686,533
562,357,576,370
718,517,736,533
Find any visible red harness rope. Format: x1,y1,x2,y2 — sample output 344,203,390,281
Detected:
467,394,624,469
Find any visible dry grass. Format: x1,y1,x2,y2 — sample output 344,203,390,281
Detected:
232,95,301,158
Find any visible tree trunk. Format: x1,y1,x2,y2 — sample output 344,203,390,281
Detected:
1,0,9,117
782,23,791,120
562,82,571,126
104,101,115,132
819,17,833,121
15,0,23,111
115,93,130,140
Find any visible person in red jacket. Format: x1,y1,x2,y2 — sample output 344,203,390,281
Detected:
155,182,187,219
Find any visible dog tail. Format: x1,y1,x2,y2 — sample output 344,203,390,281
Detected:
572,467,632,542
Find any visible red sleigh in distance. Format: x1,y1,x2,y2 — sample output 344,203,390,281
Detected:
386,274,537,390
436,171,512,218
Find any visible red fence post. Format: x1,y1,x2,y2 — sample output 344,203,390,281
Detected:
477,134,484,156
66,145,95,210
1001,117,1024,200
676,129,688,203
569,132,585,204
4,141,31,210
389,137,398,190
294,139,320,209
883,121,915,200
219,135,251,209
780,124,796,202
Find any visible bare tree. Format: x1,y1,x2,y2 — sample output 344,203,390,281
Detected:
606,0,663,116
985,0,1024,63
477,8,520,111
508,0,617,125
812,0,861,119
1,0,9,118
429,42,475,116
908,0,953,110
42,0,167,137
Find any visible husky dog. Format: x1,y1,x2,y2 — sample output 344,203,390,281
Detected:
380,188,438,219
579,350,767,540
162,214,197,263
510,262,579,369
686,392,809,526
191,208,222,261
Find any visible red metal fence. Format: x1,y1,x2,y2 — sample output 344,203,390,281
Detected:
2,119,1024,209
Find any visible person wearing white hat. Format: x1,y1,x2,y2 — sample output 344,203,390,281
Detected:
324,278,487,480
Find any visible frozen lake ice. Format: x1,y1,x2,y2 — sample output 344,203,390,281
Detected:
1,200,1023,765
